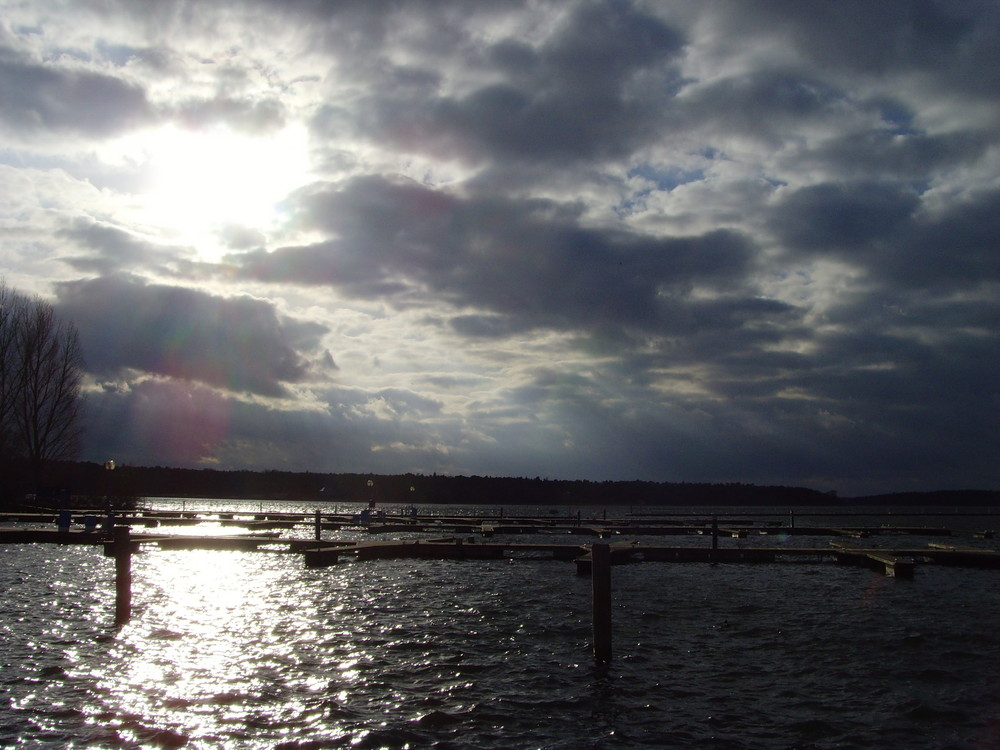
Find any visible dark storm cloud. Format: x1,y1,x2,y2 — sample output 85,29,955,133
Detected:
531,319,998,492
899,188,1000,287
239,174,790,340
771,182,1000,288
429,2,684,162
775,324,997,483
310,0,684,165
798,128,993,182
55,275,320,396
0,43,152,137
84,376,449,471
56,219,181,275
678,69,850,143
704,0,1000,91
770,182,920,254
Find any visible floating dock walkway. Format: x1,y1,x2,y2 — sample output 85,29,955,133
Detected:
4,509,1000,576
5,509,1000,659
0,508,965,537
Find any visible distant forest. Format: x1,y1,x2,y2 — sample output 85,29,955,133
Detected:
7,461,999,509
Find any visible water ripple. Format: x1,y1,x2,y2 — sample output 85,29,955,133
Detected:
3,518,1000,747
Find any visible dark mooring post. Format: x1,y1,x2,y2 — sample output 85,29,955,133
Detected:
711,515,719,552
592,543,612,664
113,526,132,628
314,509,322,541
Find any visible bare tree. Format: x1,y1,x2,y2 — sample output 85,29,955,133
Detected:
1,282,85,492
0,281,26,468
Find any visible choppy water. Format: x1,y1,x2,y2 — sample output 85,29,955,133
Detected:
3,503,1000,748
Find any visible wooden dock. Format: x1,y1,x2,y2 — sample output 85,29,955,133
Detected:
5,513,1000,660
3,509,999,578
8,528,996,578
1,508,970,538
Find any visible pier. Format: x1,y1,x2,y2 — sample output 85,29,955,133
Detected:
4,507,1000,661
1,508,996,570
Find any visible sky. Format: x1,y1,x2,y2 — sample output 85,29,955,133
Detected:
1,0,998,497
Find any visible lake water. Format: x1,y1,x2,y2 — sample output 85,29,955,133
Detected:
3,502,1000,748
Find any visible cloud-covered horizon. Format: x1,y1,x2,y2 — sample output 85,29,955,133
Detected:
2,0,998,496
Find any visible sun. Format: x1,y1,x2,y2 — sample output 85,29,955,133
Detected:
125,123,311,258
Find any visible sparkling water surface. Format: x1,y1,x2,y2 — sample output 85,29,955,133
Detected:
3,503,1000,748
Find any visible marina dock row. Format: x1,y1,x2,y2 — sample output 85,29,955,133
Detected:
5,510,999,657
0,508,982,537
2,510,1000,577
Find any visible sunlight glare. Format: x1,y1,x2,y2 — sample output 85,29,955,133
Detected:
132,124,310,257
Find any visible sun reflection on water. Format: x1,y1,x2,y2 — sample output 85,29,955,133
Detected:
9,537,1000,748
91,548,361,745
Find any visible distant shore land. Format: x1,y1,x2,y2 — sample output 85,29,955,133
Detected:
2,461,998,511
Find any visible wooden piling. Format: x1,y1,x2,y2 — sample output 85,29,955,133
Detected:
592,543,612,664
314,509,321,541
114,526,132,628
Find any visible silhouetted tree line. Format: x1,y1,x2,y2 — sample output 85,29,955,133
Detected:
22,461,844,508
0,280,84,506
10,460,998,511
